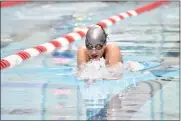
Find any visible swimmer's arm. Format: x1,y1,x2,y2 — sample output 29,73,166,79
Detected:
106,44,123,67
77,46,88,68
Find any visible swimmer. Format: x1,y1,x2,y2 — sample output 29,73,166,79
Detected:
77,24,123,70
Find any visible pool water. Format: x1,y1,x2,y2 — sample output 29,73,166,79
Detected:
1,1,180,120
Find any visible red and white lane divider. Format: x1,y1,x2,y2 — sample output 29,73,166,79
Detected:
1,1,170,70
1,1,28,8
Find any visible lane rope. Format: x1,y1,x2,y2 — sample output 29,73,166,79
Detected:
0,1,28,8
1,1,170,70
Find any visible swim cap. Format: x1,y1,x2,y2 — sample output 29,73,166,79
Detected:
85,25,107,46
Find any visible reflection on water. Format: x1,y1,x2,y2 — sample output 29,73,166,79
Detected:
88,79,178,120
2,76,179,120
0,80,133,120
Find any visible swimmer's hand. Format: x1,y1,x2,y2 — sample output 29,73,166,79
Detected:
124,61,143,72
106,63,124,79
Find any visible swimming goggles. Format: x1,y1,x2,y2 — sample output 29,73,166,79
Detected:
86,43,104,50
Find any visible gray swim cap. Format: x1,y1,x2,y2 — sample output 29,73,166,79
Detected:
85,25,107,46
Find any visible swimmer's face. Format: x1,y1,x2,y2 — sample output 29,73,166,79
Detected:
85,25,107,60
86,43,106,60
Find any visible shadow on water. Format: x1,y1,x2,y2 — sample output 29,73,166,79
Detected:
88,80,173,120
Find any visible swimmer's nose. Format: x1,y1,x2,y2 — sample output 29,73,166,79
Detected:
91,49,97,54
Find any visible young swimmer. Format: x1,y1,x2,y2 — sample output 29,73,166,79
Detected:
77,24,123,70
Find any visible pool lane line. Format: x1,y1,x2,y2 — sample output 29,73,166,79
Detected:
0,1,28,8
1,82,74,90
1,1,170,70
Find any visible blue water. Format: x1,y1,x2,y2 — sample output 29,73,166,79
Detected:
1,1,180,120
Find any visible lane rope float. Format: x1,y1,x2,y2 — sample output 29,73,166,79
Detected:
1,1,170,70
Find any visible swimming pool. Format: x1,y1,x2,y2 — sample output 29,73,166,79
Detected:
1,1,180,120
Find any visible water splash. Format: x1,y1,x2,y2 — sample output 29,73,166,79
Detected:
76,58,121,80
76,58,144,81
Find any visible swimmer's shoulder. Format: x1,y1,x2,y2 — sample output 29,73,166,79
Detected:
105,43,123,63
77,46,89,65
77,46,87,54
105,43,120,51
